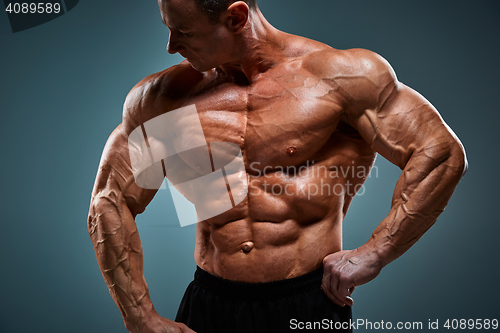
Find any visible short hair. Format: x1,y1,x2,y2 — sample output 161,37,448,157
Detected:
194,0,257,23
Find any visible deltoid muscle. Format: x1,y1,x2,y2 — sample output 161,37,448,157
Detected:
127,104,248,226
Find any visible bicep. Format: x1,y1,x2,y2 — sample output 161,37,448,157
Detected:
91,124,158,217
352,82,460,170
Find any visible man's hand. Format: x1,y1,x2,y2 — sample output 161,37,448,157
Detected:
126,312,196,333
321,248,383,307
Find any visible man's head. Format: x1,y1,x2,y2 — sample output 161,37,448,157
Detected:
158,0,257,72
193,0,257,24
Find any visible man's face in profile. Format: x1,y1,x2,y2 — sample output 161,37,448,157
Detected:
159,0,234,72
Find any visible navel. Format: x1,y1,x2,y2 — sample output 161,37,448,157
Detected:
241,241,254,253
286,146,298,156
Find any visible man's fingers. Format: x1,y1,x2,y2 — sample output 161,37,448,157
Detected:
322,252,357,307
323,286,352,307
337,277,355,306
321,272,351,307
321,271,332,296
321,284,346,307
322,269,355,307
338,275,355,297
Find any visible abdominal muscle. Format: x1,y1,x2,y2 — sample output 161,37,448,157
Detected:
193,165,350,283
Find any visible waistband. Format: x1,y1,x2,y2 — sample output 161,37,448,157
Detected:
193,266,324,300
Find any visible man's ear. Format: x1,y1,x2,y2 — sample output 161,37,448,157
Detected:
225,1,249,34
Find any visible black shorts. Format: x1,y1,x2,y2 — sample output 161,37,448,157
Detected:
176,266,352,333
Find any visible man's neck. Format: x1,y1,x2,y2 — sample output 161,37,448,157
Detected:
219,8,286,83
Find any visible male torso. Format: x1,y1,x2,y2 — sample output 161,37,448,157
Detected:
88,2,467,330
128,36,377,283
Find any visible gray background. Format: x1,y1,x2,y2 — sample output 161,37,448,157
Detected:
1,0,498,332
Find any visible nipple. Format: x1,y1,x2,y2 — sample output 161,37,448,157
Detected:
286,146,298,156
241,241,254,253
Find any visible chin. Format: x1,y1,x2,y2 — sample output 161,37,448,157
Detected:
187,59,216,73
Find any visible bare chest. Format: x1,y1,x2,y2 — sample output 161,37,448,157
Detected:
189,72,345,172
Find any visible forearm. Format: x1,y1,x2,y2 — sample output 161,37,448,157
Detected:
88,192,156,332
364,139,467,266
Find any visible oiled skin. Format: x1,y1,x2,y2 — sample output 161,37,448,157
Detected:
88,3,467,333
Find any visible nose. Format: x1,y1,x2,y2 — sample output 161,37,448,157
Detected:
166,31,185,54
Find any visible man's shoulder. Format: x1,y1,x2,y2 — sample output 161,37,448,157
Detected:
300,47,399,107
303,47,396,82
122,61,203,131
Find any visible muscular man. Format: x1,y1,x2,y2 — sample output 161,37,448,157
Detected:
87,0,467,332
